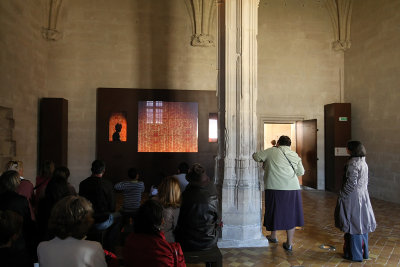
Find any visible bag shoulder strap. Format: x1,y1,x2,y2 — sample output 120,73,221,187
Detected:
33,178,49,190
279,147,296,173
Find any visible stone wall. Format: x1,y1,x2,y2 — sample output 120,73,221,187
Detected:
258,0,343,189
0,1,47,181
44,0,217,188
0,107,16,172
2,0,398,201
345,0,400,203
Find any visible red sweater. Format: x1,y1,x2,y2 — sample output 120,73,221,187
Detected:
123,232,185,267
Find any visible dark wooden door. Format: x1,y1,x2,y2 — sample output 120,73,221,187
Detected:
296,119,317,189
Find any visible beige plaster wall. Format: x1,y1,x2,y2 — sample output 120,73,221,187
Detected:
344,0,400,203
258,0,343,189
45,0,217,188
0,1,47,181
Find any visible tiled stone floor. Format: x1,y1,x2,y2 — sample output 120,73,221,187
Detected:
188,189,400,267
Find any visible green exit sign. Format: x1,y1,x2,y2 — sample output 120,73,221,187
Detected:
339,117,348,121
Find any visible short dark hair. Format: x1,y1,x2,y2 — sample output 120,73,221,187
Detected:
347,141,366,157
134,199,163,235
186,163,205,182
53,166,70,180
41,160,55,177
0,210,23,246
48,195,94,240
128,168,138,179
45,176,71,204
178,162,189,174
91,160,105,175
0,170,20,193
277,135,291,146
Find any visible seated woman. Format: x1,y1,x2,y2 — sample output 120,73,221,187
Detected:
34,160,55,207
37,195,107,267
0,170,36,262
0,210,32,267
53,166,76,195
156,176,181,242
37,174,72,242
123,199,185,267
6,160,35,221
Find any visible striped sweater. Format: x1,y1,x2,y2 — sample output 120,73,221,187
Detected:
114,180,145,212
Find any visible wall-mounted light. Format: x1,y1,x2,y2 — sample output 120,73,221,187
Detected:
209,113,218,142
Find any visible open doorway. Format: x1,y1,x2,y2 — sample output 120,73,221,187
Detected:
263,123,296,151
264,123,301,184
263,120,318,188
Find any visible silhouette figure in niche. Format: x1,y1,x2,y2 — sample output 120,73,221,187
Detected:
112,123,122,142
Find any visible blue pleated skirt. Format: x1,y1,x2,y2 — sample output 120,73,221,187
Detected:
263,189,304,231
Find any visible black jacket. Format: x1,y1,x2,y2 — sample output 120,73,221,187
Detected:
0,191,36,261
175,181,220,251
79,176,115,223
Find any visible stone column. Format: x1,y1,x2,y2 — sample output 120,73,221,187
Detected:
217,0,268,248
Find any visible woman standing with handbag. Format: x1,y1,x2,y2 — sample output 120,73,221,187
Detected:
334,141,376,262
253,135,305,251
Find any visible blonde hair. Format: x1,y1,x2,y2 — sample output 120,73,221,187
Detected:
6,160,23,175
158,176,181,208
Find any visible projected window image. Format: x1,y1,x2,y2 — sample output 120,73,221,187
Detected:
138,101,198,152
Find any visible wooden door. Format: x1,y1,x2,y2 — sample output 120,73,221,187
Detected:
296,119,317,189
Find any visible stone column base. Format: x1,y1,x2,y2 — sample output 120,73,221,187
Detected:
218,237,269,248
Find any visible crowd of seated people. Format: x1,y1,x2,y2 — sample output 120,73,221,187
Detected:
0,159,220,267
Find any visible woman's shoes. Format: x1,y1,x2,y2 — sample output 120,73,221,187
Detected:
266,235,278,243
282,242,293,251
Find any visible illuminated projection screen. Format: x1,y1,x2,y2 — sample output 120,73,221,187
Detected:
138,101,198,152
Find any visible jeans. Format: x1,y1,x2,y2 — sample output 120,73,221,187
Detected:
94,212,120,230
344,233,369,261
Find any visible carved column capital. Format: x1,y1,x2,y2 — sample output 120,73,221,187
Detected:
42,0,63,41
326,0,353,51
191,34,214,47
184,0,216,47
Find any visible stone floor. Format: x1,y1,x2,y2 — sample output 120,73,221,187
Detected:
188,189,400,267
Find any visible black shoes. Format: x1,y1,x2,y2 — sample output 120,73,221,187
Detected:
266,235,278,243
266,236,293,251
283,242,293,251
